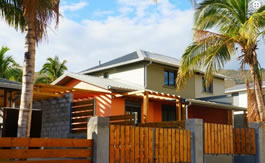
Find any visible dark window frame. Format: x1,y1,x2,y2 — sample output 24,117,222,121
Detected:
164,70,177,87
202,77,213,93
103,72,109,79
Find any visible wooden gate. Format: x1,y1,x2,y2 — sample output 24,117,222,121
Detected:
204,123,256,155
0,137,93,162
110,125,191,163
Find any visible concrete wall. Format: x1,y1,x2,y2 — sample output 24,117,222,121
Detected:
204,155,233,163
33,94,75,138
89,62,145,86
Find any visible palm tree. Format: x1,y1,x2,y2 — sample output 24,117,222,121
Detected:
0,0,60,137
176,0,265,122
35,56,67,84
0,46,22,81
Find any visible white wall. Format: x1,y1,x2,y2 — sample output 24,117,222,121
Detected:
237,92,248,108
108,67,145,86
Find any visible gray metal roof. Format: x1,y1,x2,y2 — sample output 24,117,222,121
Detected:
80,50,182,74
186,99,247,111
80,50,225,79
52,72,144,91
225,81,265,94
0,78,21,90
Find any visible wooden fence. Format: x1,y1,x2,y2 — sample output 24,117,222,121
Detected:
0,137,93,162
71,99,95,133
233,128,256,155
138,121,186,129
204,123,256,155
110,125,191,163
110,114,136,125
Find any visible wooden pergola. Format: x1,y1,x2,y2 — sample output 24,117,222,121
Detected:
33,84,108,101
114,89,183,123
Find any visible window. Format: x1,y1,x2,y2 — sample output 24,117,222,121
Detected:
103,72,109,79
162,105,176,121
125,101,141,123
202,77,213,93
164,70,176,86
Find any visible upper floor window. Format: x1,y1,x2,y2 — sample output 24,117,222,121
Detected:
103,72,109,79
202,77,213,93
164,70,176,87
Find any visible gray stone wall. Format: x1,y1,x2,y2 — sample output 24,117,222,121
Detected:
33,94,73,138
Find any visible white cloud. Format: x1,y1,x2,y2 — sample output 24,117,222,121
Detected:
61,1,88,12
93,10,114,17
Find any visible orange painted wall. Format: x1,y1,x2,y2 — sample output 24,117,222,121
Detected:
147,101,162,122
188,105,232,125
64,79,80,87
111,98,125,116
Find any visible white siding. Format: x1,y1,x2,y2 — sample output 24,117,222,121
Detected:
238,92,248,108
108,67,145,86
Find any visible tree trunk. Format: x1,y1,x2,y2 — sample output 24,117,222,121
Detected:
17,23,36,137
249,63,265,121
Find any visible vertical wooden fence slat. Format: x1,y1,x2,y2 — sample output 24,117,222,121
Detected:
220,125,224,154
125,126,130,163
135,127,140,163
214,124,218,154
110,125,115,163
163,128,168,163
245,128,251,154
140,127,144,163
115,125,121,163
159,128,163,163
229,125,234,154
172,129,176,163
148,128,153,163
155,128,159,163
241,128,246,154
144,128,149,163
168,129,172,163
204,123,208,154
227,125,231,154
176,129,180,163
250,128,256,155
217,124,221,154
120,126,125,163
224,125,228,154
207,123,211,154
130,126,135,163
183,130,188,163
180,129,184,162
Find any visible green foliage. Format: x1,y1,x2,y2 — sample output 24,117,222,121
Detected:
35,56,67,84
177,0,265,89
0,0,60,42
0,46,22,82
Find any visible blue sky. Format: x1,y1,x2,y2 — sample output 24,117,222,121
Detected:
0,0,263,72
62,0,192,21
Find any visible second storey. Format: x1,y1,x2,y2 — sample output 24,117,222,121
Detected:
81,50,226,98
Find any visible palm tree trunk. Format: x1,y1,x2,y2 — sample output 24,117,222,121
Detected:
17,23,36,137
249,64,265,121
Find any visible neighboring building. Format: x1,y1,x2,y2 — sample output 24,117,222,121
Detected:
225,82,265,108
80,50,226,99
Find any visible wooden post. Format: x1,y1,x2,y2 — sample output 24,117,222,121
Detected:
176,98,182,121
143,92,149,123
243,111,248,128
3,90,7,107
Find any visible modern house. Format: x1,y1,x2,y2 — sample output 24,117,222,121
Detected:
52,50,246,127
225,81,265,108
